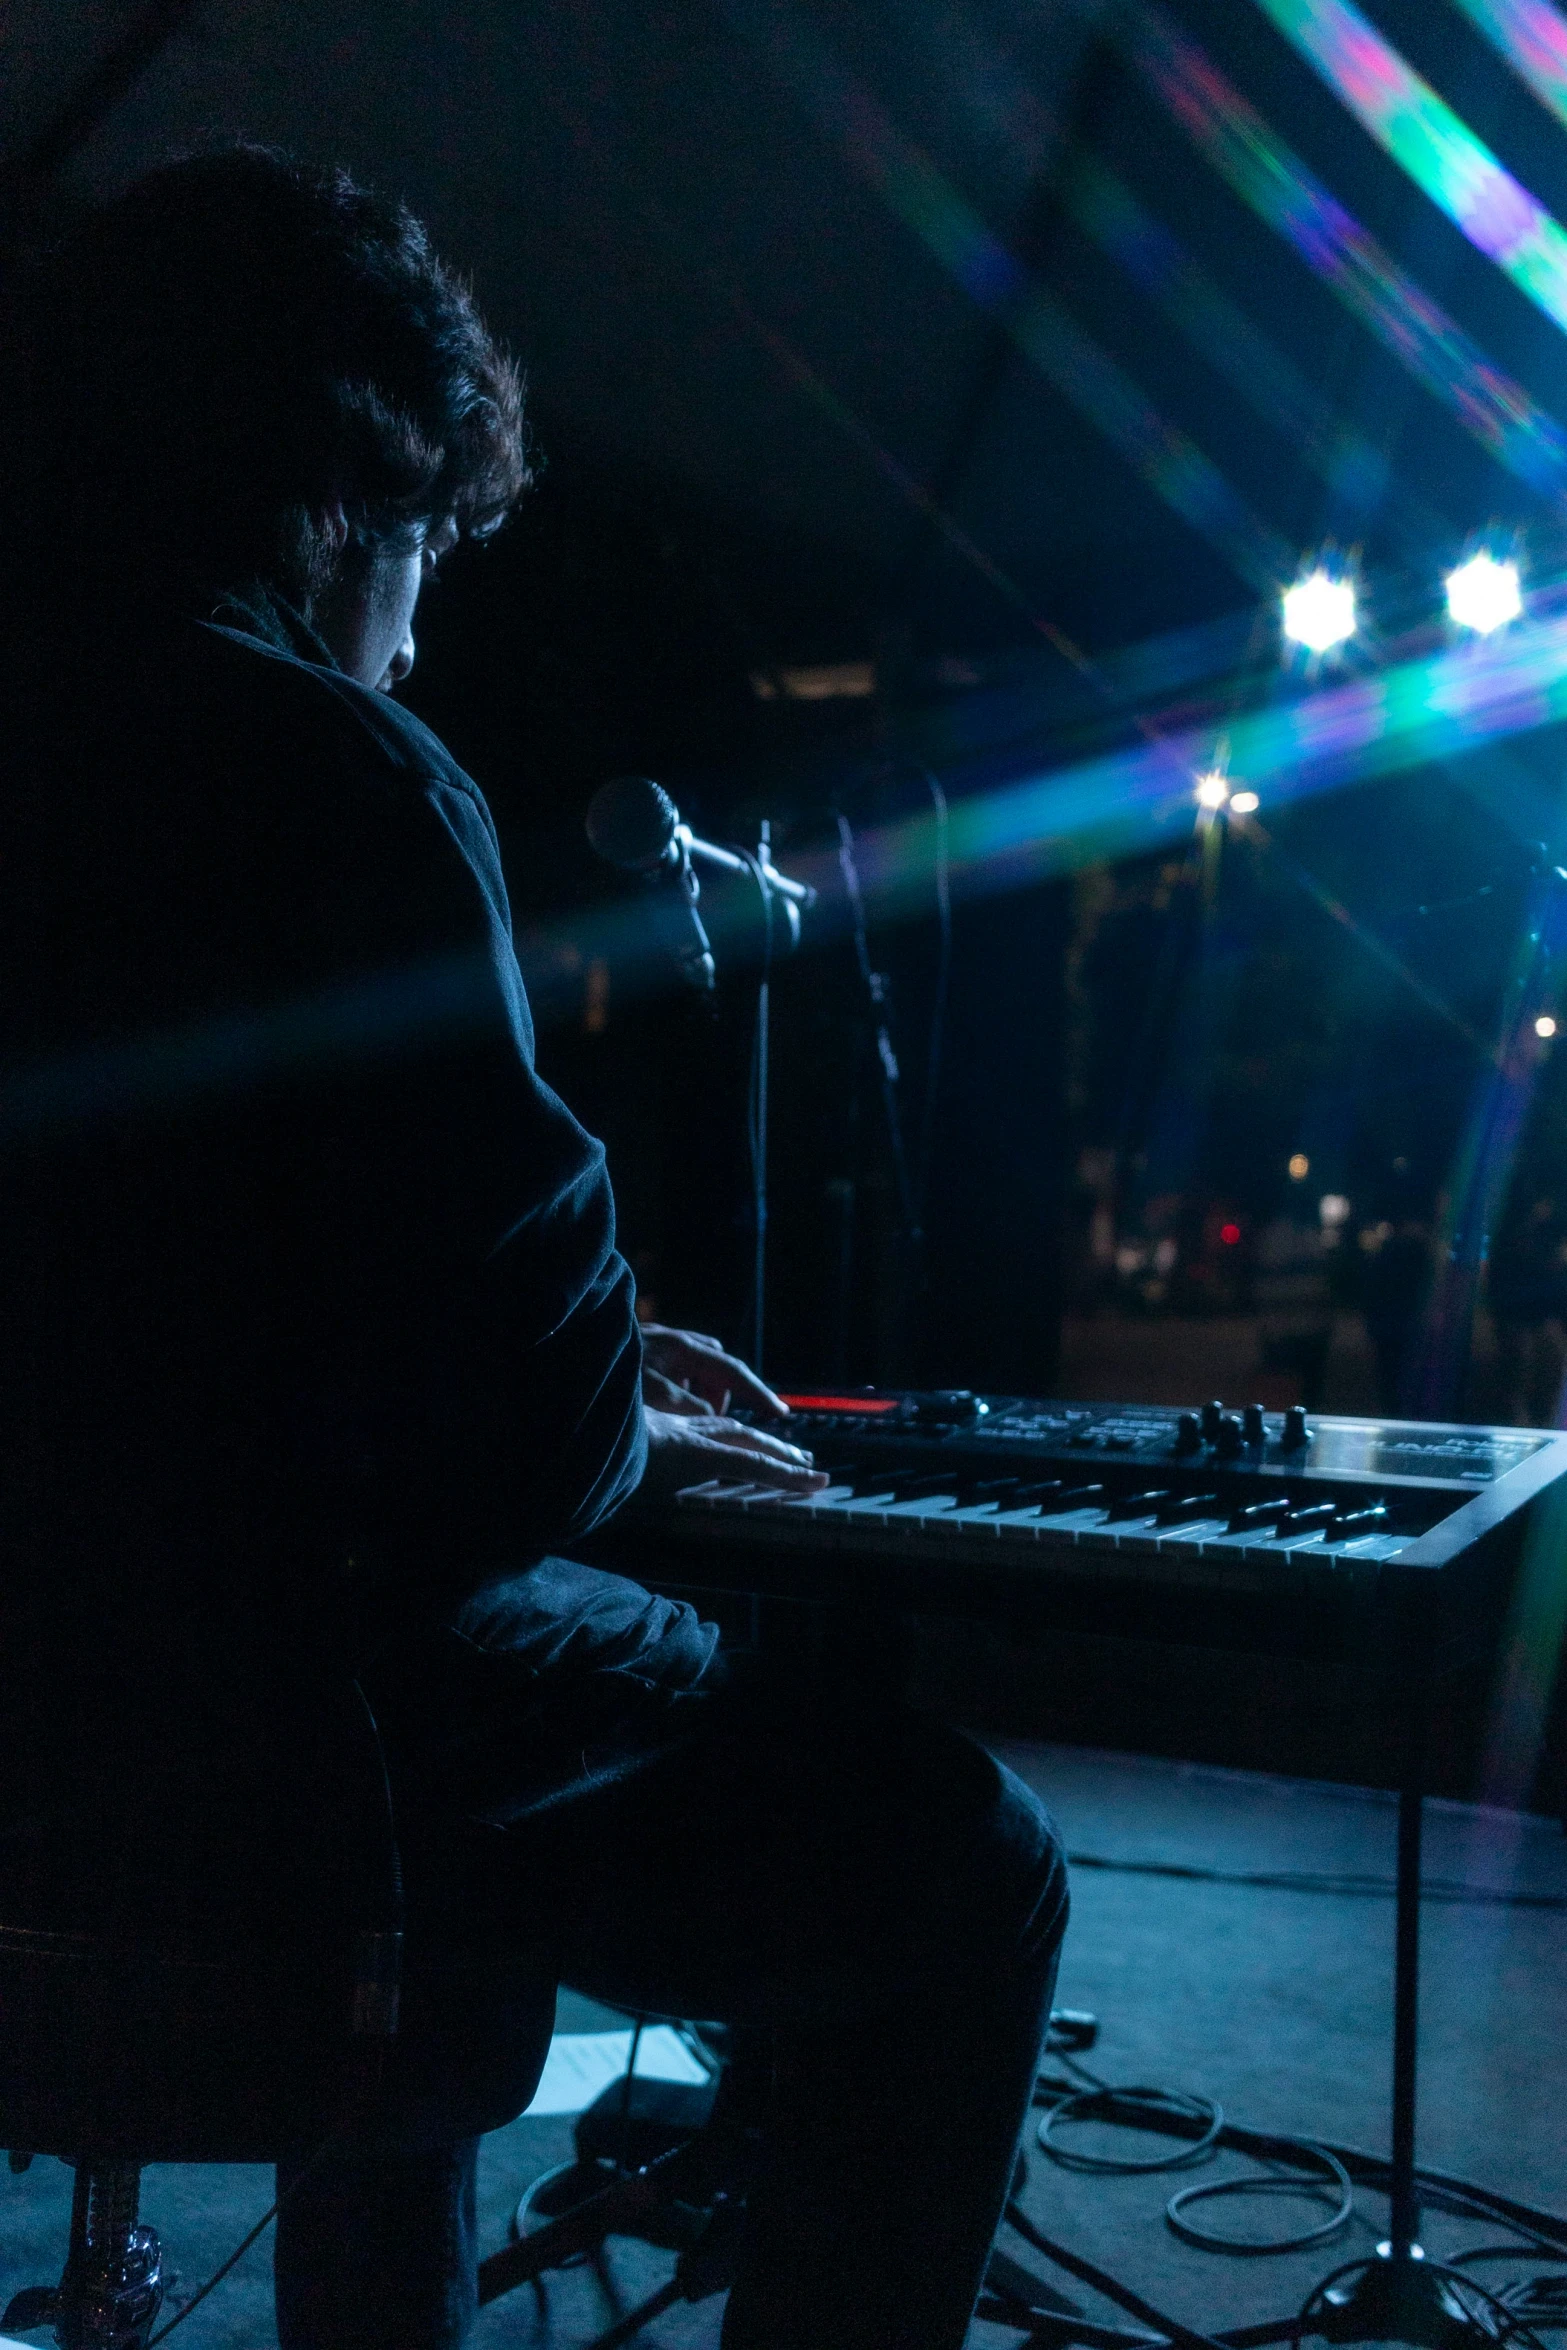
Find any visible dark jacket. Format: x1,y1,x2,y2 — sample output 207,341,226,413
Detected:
0,594,651,1855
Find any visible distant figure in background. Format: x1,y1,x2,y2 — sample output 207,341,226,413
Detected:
1359,1219,1435,1418
1254,1212,1334,1410
1489,1195,1567,1427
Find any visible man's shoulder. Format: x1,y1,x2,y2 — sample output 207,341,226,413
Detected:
198,620,470,793
195,619,505,882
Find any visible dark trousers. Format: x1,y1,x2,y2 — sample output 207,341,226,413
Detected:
274,1627,1068,2349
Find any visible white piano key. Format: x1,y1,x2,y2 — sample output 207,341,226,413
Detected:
1326,1532,1408,1560
996,1505,1110,1547
1153,1518,1231,1558
918,1502,1005,1540
673,1479,750,1510
1075,1513,1133,1551
768,1482,858,1512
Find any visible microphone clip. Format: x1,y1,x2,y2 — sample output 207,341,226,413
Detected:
660,834,718,995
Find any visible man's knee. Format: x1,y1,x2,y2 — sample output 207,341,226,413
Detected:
875,1713,1068,1974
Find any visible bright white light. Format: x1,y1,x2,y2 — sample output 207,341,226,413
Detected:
1445,552,1521,635
1536,1014,1558,1039
1229,790,1260,815
1195,771,1230,810
1282,570,1356,653
1319,1193,1351,1227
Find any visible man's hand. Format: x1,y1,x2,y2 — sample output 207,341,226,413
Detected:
639,1322,791,1421
641,1408,831,1498
637,1323,827,1493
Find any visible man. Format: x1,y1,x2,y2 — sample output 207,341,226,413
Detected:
0,148,1066,2348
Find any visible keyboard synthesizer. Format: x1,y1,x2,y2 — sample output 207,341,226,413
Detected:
601,1390,1567,1667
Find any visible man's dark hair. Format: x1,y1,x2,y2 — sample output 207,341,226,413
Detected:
5,145,531,622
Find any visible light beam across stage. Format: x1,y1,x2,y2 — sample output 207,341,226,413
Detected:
1453,0,1567,136
839,602,1567,918
1064,154,1434,542
1253,0,1567,334
718,0,1289,589
1124,1,1567,498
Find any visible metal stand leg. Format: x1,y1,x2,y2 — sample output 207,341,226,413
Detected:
1388,1766,1424,2262
3,2162,163,2350
1312,1671,1496,2349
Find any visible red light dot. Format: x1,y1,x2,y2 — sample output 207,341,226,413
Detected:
1220,1223,1241,1246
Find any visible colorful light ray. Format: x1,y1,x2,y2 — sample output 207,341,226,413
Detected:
719,0,1290,588
1006,289,1293,590
1405,863,1567,1421
1453,0,1567,136
1124,1,1567,497
1253,0,1567,330
836,602,1567,922
1480,1471,1567,1805
1065,154,1419,533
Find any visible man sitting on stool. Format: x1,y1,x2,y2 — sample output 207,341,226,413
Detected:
0,147,1067,2350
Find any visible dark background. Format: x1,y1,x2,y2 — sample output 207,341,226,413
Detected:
9,0,1567,1408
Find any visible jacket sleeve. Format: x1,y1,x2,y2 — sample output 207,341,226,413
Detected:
411,767,647,1576
274,683,648,1614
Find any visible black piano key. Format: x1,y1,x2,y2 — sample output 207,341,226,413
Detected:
1226,1497,1293,1533
1104,1488,1172,1522
1028,1483,1104,1514
1154,1493,1221,1525
957,1477,1067,1509
1333,1502,1389,1534
881,1471,965,1500
1279,1500,1338,1535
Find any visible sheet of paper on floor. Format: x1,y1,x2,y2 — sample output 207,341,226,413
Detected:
522,2027,712,2118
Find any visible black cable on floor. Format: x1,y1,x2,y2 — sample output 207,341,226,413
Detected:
1166,2148,1354,2257
1031,2054,1567,2273
1006,2193,1236,2350
1041,2086,1225,2176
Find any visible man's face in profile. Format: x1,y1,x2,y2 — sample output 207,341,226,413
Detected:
314,514,459,692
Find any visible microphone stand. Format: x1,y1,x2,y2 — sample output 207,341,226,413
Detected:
685,819,811,1378
745,824,777,1378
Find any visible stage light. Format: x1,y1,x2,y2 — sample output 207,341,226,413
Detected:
1445,552,1522,634
1536,1014,1557,1038
1195,771,1230,809
1289,1152,1310,1180
1282,569,1356,653
1220,1222,1242,1246
1229,790,1260,814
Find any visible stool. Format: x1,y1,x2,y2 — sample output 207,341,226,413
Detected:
0,1907,556,2349
0,1668,556,2350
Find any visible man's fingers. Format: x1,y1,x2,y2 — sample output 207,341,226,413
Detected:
702,1418,812,1467
641,1368,715,1416
689,1445,829,1492
705,1355,790,1418
641,1408,830,1496
686,1419,829,1490
641,1324,790,1419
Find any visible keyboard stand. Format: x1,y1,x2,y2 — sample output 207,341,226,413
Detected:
1305,1665,1497,2350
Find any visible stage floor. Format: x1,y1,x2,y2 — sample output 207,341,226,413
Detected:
2,1739,1561,2347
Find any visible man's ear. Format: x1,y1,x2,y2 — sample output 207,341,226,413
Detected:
320,501,350,559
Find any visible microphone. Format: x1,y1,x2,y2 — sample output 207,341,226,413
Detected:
585,777,817,991
585,776,685,874
586,776,720,992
